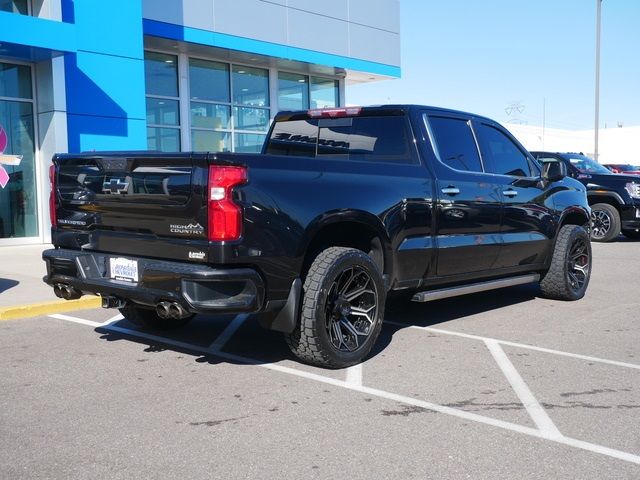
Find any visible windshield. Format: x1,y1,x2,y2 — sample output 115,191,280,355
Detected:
565,155,612,175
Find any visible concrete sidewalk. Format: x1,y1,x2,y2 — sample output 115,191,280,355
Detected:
0,245,99,320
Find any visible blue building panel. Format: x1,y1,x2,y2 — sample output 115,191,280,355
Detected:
67,115,147,153
72,1,144,59
62,0,146,152
2,0,399,156
0,11,76,59
64,52,146,120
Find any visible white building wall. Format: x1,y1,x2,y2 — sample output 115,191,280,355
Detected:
142,0,401,67
505,123,640,164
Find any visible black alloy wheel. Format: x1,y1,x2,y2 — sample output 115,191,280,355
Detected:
566,236,590,293
325,265,378,353
285,247,385,369
590,203,620,242
591,210,611,240
539,224,592,301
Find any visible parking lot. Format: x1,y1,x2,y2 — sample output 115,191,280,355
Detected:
1,240,639,479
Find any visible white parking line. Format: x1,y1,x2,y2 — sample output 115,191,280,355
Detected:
485,339,563,439
49,313,108,328
345,363,363,387
385,321,640,370
208,314,249,352
107,313,124,323
48,314,640,466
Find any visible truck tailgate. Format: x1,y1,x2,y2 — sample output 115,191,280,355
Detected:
53,152,211,260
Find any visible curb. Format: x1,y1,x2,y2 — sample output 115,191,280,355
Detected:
0,297,102,321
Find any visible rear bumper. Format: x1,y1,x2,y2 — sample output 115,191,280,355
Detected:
42,248,265,314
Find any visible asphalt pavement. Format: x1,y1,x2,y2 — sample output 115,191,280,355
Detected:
0,239,639,479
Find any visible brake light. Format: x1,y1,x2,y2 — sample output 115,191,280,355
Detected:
49,164,57,227
308,107,362,118
207,165,247,241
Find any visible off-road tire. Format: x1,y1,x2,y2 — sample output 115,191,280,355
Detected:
285,247,385,369
590,203,620,242
119,305,194,330
539,224,591,300
622,228,640,240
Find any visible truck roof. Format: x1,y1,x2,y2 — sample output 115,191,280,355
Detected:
274,104,497,124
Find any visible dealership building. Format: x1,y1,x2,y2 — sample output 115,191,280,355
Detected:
0,0,400,246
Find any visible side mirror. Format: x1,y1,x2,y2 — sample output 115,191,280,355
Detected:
542,160,567,182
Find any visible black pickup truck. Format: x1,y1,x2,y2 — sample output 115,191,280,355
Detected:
531,152,640,242
44,105,592,368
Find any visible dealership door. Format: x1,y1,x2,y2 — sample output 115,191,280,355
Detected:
0,61,39,245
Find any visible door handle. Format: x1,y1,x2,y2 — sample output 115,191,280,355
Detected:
441,186,460,196
503,189,518,197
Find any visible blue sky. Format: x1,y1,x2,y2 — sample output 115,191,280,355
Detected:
347,0,640,130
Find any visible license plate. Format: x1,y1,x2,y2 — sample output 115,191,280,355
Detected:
110,257,139,282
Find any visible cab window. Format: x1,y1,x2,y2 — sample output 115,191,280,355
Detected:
427,116,483,173
476,123,533,177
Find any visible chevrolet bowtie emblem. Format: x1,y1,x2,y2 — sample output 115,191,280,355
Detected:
102,178,130,194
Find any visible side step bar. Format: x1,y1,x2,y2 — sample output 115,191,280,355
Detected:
411,273,540,303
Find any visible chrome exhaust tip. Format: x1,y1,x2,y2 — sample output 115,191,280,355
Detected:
168,302,187,319
54,283,82,300
156,301,171,319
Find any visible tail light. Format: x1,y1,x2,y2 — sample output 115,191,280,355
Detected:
207,165,247,241
49,164,57,227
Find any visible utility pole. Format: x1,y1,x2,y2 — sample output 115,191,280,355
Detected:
594,0,602,161
542,97,546,150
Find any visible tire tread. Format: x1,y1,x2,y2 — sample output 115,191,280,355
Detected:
540,224,591,300
285,247,383,368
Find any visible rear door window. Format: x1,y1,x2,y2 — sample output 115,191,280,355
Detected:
475,123,533,177
426,116,483,172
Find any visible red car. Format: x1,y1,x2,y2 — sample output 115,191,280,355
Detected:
604,164,640,175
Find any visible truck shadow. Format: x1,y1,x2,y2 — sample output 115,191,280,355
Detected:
0,278,19,295
613,234,640,243
370,283,539,357
94,283,538,370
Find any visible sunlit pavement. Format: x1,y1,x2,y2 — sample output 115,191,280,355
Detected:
1,240,639,479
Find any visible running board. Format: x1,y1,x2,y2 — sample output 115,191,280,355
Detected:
411,274,540,303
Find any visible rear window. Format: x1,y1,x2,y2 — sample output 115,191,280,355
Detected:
265,119,318,157
265,115,417,164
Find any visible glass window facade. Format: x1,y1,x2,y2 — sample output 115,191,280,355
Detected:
278,72,309,111
0,62,37,240
189,59,230,103
311,77,339,109
145,52,181,152
189,59,270,152
143,51,340,153
279,73,340,111
0,0,28,14
0,62,32,99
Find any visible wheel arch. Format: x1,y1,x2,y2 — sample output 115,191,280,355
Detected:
558,206,590,230
546,206,591,268
587,192,624,210
300,211,392,283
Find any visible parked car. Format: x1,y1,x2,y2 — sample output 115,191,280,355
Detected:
604,164,640,175
531,152,640,242
44,106,592,368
